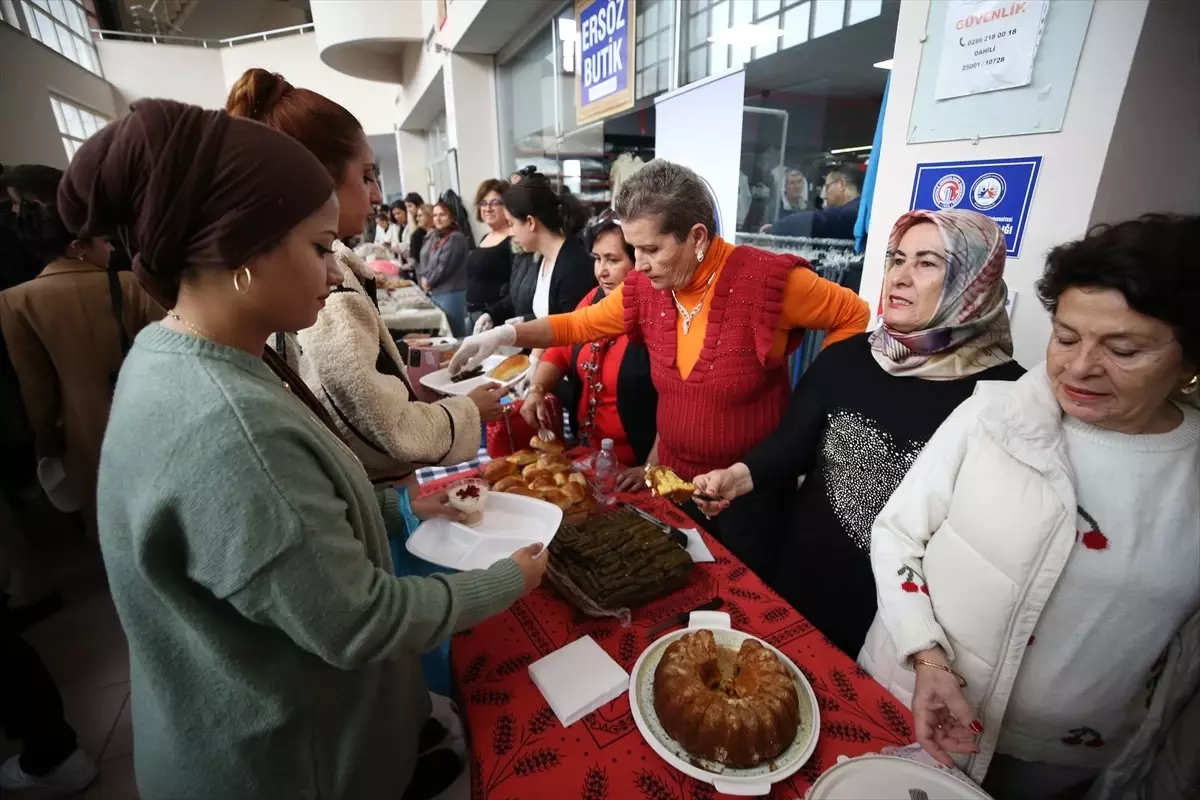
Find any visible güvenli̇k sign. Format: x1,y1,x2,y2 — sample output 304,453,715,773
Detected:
575,0,637,126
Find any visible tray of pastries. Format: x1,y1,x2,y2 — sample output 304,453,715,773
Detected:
546,506,693,619
480,436,596,525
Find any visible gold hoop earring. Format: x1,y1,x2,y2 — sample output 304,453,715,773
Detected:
1184,374,1199,395
233,266,252,294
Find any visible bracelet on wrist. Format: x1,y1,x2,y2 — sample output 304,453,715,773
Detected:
913,658,967,688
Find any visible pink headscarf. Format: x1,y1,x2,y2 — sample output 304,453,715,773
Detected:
869,209,1013,379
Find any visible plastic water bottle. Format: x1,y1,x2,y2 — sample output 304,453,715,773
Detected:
593,438,618,505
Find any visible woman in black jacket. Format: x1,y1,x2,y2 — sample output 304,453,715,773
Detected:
472,174,595,331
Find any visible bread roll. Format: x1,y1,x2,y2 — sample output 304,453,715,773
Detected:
561,482,587,503
529,436,565,455
481,459,518,483
540,459,573,474
553,472,569,486
540,489,574,510
568,472,588,486
504,485,540,498
530,476,559,491
507,449,540,466
522,465,553,483
489,353,530,382
493,475,526,492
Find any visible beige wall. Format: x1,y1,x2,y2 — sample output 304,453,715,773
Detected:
97,39,227,111
0,24,119,169
862,0,1152,366
220,33,398,135
92,32,399,135
1089,0,1200,227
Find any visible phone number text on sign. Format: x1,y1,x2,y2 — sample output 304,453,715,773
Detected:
935,0,1049,101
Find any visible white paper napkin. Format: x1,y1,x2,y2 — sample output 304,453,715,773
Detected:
528,635,629,727
679,528,715,563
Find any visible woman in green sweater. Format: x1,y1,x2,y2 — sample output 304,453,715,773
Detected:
56,100,547,800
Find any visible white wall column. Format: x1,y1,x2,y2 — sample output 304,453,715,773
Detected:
444,51,501,239
862,0,1157,365
396,129,429,201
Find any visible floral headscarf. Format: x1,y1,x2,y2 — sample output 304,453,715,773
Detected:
869,209,1013,379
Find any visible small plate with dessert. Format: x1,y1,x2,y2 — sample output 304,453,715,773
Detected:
419,353,532,396
405,477,563,571
628,611,820,796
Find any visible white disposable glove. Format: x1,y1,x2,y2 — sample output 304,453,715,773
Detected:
449,324,517,375
472,312,494,335
515,352,539,396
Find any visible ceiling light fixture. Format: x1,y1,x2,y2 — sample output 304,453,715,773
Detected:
873,58,894,70
708,23,784,48
829,144,874,154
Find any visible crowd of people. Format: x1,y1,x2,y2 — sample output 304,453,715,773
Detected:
0,66,1195,800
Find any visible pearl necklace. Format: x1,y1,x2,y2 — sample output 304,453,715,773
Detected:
670,269,718,336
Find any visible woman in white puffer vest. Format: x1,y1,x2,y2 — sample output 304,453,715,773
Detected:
861,214,1200,800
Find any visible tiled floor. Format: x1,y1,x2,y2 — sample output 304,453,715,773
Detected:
3,547,137,799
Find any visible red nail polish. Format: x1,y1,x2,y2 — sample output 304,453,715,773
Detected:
970,720,984,734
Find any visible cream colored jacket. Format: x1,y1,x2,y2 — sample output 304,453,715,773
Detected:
290,242,480,484
859,367,1200,797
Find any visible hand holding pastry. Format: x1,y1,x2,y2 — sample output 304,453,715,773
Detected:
691,462,754,517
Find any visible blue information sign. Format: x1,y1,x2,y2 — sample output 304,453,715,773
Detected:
576,0,636,125
909,156,1042,257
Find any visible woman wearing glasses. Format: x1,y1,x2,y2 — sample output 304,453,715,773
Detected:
465,179,513,332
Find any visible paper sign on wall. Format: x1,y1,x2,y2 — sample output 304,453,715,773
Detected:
935,0,1050,101
909,156,1043,257
575,0,637,125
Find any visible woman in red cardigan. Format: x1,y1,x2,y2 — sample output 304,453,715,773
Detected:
521,215,658,490
451,160,870,576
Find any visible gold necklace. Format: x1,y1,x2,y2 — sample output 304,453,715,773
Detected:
670,269,718,335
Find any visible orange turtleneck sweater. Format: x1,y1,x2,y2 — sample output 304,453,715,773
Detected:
546,237,869,379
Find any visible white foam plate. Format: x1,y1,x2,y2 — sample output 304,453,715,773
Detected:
628,611,820,797
418,354,531,396
806,754,993,799
406,490,563,571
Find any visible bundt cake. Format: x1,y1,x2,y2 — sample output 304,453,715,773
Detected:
653,629,799,768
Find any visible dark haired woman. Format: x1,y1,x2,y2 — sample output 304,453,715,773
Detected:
464,178,512,332
420,201,470,337
226,68,498,485
0,168,161,540
373,209,400,253
861,214,1199,799
472,175,595,335
522,215,657,488
58,98,547,800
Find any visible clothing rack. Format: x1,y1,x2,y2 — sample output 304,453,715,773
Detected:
736,232,866,381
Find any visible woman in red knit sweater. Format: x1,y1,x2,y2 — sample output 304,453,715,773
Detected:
451,160,870,576
521,215,658,490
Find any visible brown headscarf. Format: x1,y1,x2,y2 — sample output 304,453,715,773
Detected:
57,98,334,306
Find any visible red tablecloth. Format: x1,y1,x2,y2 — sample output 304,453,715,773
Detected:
422,478,914,799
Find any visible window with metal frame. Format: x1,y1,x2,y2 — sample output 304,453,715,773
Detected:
17,0,102,75
49,94,108,162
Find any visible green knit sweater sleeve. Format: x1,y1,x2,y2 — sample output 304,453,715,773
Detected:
219,426,524,670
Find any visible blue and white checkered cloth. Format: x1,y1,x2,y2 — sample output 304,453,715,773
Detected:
415,447,491,485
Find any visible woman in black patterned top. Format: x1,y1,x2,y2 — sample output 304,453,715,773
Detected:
693,209,1024,655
